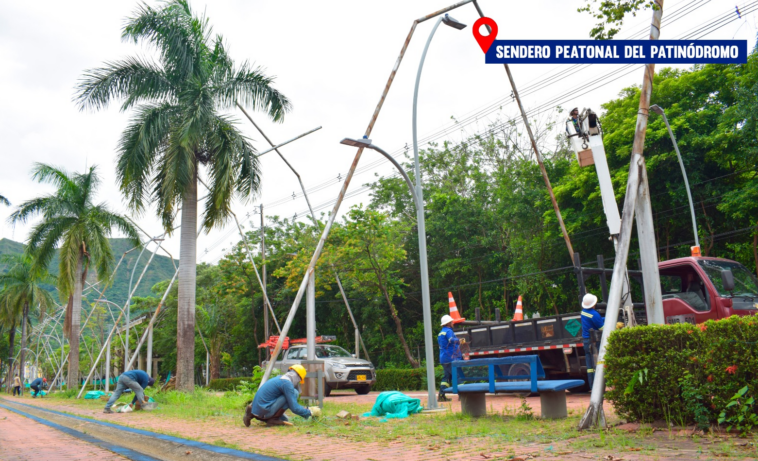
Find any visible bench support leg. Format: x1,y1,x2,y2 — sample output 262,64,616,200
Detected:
459,393,487,417
540,391,568,419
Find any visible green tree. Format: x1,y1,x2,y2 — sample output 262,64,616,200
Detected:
329,207,418,368
0,255,56,384
75,0,290,391
9,164,139,390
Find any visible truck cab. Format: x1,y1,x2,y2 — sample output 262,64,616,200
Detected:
659,256,758,324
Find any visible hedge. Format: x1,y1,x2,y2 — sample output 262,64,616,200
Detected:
374,366,443,391
605,315,758,424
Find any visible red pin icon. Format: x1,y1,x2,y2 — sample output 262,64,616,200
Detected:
473,17,498,53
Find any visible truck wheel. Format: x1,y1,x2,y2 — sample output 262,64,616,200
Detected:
508,363,537,397
355,385,371,395
324,383,332,397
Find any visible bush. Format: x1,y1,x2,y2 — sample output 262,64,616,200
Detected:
374,368,430,391
605,315,758,425
208,377,252,391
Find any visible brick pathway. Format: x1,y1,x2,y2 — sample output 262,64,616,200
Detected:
0,407,126,461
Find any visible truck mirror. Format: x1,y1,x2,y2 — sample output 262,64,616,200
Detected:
721,269,735,292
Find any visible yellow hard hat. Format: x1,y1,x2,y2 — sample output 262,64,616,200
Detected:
289,364,307,384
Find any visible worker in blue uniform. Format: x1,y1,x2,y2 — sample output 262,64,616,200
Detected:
581,293,604,390
103,369,155,413
437,314,462,402
243,365,321,427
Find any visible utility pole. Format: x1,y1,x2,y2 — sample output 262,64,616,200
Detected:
473,1,575,263
261,204,269,344
579,0,665,430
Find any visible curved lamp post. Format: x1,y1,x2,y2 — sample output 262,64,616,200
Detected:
412,13,467,410
341,14,467,411
649,104,700,254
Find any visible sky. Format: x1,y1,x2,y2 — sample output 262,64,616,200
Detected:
0,0,755,266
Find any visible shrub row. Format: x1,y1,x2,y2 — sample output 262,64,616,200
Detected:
605,315,758,425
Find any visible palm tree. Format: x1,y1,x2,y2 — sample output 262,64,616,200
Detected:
0,295,19,391
9,164,139,390
0,195,9,206
74,0,290,390
0,254,56,384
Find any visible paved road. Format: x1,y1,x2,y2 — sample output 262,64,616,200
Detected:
0,407,127,461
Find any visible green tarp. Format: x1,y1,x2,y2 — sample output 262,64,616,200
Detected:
362,391,422,419
84,391,107,399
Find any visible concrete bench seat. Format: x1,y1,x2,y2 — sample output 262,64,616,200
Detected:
448,379,585,419
447,355,585,419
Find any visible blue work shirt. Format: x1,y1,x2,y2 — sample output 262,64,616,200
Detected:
251,376,311,419
437,326,461,364
121,370,150,405
30,378,42,388
581,308,604,339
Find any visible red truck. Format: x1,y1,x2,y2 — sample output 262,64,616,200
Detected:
454,254,758,391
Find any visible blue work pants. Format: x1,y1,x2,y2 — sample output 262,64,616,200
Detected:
104,375,145,410
583,339,600,390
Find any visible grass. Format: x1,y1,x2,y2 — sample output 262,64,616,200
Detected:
32,389,758,459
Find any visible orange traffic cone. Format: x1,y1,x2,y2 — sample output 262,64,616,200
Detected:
513,296,524,321
448,292,466,324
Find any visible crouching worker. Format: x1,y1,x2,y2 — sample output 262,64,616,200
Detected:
30,377,44,398
243,365,321,427
103,369,155,414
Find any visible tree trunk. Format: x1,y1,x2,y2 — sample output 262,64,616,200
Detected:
6,320,16,392
375,270,418,368
210,347,221,380
68,251,84,390
176,169,198,392
753,222,758,279
19,302,29,384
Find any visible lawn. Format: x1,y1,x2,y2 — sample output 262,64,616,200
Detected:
33,389,758,459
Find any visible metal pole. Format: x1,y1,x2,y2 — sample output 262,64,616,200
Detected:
355,329,360,358
579,0,664,430
77,238,166,398
307,271,316,361
206,352,210,386
412,16,443,411
259,0,476,387
261,204,269,342
655,107,699,248
253,126,322,158
146,323,153,378
239,109,370,363
105,336,110,393
472,1,575,263
334,273,371,361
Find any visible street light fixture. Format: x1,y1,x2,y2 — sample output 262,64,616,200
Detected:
411,12,466,411
649,104,700,256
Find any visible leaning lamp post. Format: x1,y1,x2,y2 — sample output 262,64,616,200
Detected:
649,104,700,256
341,137,436,411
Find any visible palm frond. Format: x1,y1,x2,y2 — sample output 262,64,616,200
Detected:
75,57,175,111
0,194,9,206
213,62,291,122
122,0,207,82
117,103,177,211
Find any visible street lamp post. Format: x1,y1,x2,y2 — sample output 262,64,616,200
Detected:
340,137,435,410
411,13,466,410
649,104,700,254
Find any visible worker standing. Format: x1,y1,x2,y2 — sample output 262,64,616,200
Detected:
103,369,155,414
581,293,604,390
243,365,321,427
12,374,22,396
30,377,44,398
437,314,462,402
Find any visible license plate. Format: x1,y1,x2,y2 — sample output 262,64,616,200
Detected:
356,375,366,381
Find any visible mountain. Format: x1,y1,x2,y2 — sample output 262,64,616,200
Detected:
0,237,177,306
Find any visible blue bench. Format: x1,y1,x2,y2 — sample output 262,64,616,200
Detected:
446,355,585,418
